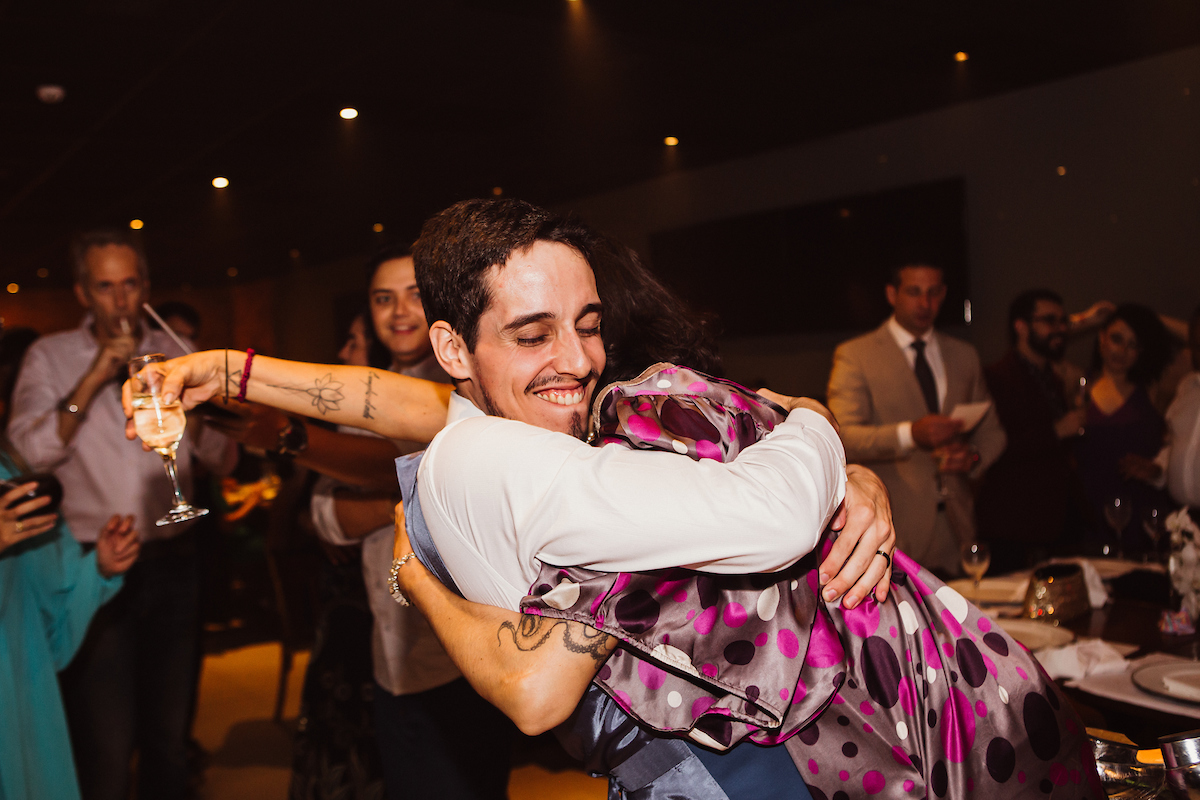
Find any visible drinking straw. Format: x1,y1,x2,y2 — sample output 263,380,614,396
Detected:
142,303,194,354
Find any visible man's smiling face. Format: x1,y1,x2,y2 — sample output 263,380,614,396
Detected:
455,240,605,438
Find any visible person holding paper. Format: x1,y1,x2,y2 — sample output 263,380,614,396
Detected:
827,262,1006,575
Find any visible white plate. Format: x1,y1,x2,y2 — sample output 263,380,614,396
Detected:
996,618,1075,651
1132,661,1200,704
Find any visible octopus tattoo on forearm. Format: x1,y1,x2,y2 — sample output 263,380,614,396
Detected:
498,615,615,666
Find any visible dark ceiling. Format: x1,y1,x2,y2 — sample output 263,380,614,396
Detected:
3,0,1198,289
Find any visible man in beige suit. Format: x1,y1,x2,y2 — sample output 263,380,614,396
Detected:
827,263,1006,574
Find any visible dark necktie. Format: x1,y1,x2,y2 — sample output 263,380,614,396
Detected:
911,340,939,414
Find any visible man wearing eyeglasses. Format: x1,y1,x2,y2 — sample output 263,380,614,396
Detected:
976,289,1112,572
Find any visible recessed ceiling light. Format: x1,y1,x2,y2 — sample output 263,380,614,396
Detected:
36,268,49,278
36,85,65,104
664,136,679,147
289,249,301,259
227,267,238,278
954,51,969,62
492,187,503,196
6,283,18,294
129,219,144,230
212,176,229,188
340,107,358,120
373,223,384,233
1056,166,1067,176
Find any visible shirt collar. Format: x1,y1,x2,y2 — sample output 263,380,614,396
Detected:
447,391,485,425
886,315,934,351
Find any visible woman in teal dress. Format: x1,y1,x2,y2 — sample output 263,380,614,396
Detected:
0,447,140,800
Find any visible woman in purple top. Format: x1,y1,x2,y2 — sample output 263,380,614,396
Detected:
1075,304,1175,556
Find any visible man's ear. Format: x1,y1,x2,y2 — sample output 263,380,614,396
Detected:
1013,318,1030,345
429,321,472,382
74,282,91,309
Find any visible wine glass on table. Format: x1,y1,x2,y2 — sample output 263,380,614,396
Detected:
128,354,209,526
960,542,991,601
1142,505,1166,563
1102,492,1132,559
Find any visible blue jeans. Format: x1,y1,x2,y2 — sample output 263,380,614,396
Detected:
374,678,515,800
60,534,199,800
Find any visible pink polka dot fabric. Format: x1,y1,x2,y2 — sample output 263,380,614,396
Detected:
521,364,1099,799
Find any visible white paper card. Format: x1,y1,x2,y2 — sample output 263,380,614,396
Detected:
950,401,991,431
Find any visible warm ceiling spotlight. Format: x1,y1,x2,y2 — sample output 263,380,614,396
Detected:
839,208,851,218
212,176,229,188
226,267,238,278
340,107,358,120
664,136,679,147
492,186,503,196
129,219,144,230
1056,166,1067,176
6,283,18,294
36,84,65,104
289,248,301,259
954,51,969,63
36,268,49,278
372,223,384,233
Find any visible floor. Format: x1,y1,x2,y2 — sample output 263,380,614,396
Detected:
191,643,606,800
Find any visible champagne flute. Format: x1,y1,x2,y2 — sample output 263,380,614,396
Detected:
1102,492,1132,559
960,542,991,601
128,354,209,526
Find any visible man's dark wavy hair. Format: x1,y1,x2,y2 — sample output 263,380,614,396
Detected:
412,197,719,382
1089,302,1175,386
412,198,597,352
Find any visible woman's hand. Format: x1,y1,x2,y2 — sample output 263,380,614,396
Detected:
757,388,840,434
392,501,433,595
1,483,57,555
123,351,229,441
822,465,896,608
95,515,140,578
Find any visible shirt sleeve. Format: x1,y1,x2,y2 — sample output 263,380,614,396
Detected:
423,407,846,578
310,474,355,546
6,343,73,471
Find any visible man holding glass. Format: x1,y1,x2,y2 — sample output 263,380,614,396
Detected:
6,229,232,800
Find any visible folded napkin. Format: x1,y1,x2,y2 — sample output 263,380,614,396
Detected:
1036,639,1131,681
1163,668,1200,702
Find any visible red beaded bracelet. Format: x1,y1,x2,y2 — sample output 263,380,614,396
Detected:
235,349,256,402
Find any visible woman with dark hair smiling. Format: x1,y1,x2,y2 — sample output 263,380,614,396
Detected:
1076,303,1177,556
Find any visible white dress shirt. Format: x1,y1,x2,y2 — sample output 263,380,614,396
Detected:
886,316,947,453
1158,372,1200,507
7,318,229,542
309,356,461,696
418,392,848,612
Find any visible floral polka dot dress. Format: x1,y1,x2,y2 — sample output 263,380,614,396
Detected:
521,364,1101,799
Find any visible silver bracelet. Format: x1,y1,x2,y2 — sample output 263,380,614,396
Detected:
388,552,419,606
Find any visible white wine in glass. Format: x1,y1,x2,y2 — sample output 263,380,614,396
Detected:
129,354,209,526
960,542,991,600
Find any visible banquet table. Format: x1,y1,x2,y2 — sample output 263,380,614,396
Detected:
964,563,1200,745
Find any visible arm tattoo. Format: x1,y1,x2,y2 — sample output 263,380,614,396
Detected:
225,369,242,395
497,616,614,667
362,372,379,420
265,374,345,415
